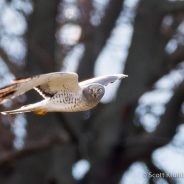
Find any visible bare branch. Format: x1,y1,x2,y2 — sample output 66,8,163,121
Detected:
0,134,69,168
125,80,184,160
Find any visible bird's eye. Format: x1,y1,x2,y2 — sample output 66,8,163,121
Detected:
98,88,103,93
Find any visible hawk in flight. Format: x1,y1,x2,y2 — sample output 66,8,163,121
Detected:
0,72,128,115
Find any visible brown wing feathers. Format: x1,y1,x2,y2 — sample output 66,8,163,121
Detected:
0,83,17,103
0,78,30,103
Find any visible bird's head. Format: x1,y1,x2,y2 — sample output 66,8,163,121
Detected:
83,83,105,102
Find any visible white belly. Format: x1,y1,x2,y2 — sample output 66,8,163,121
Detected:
45,92,98,112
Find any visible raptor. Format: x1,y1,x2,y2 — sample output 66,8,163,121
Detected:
0,72,128,115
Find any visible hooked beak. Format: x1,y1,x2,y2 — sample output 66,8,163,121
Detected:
93,90,97,98
91,88,98,98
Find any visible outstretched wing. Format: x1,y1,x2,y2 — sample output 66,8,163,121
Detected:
0,72,79,103
79,74,128,87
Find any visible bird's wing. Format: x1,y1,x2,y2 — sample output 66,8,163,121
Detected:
79,74,128,87
0,72,80,103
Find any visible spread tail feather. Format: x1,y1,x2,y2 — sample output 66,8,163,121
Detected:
1,101,48,115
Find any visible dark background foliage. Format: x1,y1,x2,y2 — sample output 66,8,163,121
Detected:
0,0,184,184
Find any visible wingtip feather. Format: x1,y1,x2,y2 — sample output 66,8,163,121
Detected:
1,112,7,115
121,74,128,78
116,74,128,79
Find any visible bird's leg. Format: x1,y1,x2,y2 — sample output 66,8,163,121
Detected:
33,109,48,115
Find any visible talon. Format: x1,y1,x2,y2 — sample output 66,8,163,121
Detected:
33,109,47,115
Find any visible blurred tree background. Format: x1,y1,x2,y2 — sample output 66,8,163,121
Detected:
0,0,184,184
